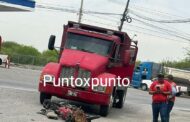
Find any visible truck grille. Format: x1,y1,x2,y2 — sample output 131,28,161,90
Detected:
60,67,75,86
60,66,91,89
77,68,91,88
78,68,91,79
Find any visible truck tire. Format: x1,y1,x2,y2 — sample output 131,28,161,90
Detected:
115,90,126,108
0,59,2,65
99,105,109,116
40,92,52,104
99,95,113,116
141,84,148,91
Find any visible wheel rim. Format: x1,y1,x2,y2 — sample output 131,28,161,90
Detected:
109,95,113,109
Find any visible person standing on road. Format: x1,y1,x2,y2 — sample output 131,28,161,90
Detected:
5,55,10,69
166,75,177,122
142,68,148,79
149,74,172,122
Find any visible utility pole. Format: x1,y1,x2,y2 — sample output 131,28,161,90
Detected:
118,0,130,31
78,0,84,23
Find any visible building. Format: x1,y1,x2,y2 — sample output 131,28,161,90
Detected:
0,0,35,11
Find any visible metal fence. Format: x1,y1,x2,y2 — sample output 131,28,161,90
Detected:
11,54,51,66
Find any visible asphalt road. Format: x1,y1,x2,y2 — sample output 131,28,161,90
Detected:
0,66,190,122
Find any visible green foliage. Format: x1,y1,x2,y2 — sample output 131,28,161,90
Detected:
1,41,40,56
42,50,58,62
1,41,58,66
162,59,190,69
162,48,190,69
135,60,141,67
1,41,21,56
161,46,190,69
17,46,41,56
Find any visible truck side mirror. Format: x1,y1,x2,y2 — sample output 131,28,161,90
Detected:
123,50,131,65
48,35,56,50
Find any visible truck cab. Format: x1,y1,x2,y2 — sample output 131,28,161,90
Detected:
131,62,163,90
38,21,138,116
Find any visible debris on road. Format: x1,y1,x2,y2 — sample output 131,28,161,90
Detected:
37,100,100,122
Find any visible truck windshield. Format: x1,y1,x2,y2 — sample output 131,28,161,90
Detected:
65,33,113,56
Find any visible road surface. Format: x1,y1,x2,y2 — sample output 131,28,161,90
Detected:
0,66,190,122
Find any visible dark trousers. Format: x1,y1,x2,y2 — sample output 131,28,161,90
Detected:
152,102,168,122
167,101,174,122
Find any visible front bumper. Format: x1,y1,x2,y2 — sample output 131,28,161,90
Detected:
39,83,110,105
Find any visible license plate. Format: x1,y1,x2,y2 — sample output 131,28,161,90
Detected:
67,90,78,97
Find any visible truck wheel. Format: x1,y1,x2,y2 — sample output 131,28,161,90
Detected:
0,59,2,65
188,91,190,96
141,84,148,91
99,95,113,116
115,90,126,108
99,105,109,116
40,92,52,104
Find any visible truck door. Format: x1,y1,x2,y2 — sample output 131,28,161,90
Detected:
132,66,142,88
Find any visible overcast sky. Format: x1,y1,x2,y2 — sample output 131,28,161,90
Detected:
0,0,190,62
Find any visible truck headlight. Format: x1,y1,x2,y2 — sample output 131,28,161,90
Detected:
92,85,106,93
40,74,55,84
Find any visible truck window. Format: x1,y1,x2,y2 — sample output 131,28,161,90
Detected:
135,66,140,72
65,33,113,56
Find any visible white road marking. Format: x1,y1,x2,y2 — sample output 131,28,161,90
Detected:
174,107,190,112
0,85,37,92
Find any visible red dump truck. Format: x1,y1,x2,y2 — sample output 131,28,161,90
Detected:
38,21,138,116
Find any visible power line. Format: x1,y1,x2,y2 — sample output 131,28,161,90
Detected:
129,14,190,38
36,4,122,16
124,24,176,37
83,10,121,16
128,9,190,38
86,14,119,23
131,17,190,41
123,28,189,44
88,14,190,38
36,4,78,13
85,14,190,40
36,3,190,43
129,4,186,19
161,23,190,38
37,2,76,9
89,14,190,41
83,18,117,28
124,24,190,43
130,10,190,23
83,19,189,44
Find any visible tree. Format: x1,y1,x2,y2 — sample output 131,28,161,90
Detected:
1,41,40,56
42,50,58,62
1,41,59,66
